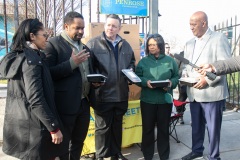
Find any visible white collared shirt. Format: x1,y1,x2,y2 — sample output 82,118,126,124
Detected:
107,35,121,47
192,28,209,64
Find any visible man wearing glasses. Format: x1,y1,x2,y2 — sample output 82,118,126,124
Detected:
165,43,173,57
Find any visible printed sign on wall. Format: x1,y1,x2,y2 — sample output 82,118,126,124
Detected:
81,100,142,155
100,0,148,16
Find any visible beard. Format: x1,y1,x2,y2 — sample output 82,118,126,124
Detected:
73,34,82,41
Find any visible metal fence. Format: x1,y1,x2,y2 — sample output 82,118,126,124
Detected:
0,0,88,54
0,0,148,56
215,16,240,110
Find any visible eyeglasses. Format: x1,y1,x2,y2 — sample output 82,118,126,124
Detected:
148,44,157,47
35,33,48,39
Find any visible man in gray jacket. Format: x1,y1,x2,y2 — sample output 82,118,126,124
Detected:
181,11,231,160
86,14,135,160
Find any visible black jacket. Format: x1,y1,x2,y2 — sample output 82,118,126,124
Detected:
86,32,135,102
0,48,65,160
44,35,94,114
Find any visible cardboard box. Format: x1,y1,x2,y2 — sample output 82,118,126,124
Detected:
81,37,90,44
133,49,141,65
119,24,140,50
128,84,141,101
85,22,105,38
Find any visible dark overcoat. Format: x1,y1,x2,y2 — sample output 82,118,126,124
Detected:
0,48,66,160
44,35,95,113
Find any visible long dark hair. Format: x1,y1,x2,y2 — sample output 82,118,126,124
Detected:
10,18,44,52
145,33,165,56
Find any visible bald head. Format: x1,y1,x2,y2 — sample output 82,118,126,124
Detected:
191,11,208,24
190,11,208,38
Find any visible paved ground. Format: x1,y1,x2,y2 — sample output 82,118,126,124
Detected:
0,84,7,98
1,86,240,160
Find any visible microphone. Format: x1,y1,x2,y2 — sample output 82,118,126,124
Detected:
174,53,217,80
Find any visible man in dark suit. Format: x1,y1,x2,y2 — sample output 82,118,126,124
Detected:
44,11,92,160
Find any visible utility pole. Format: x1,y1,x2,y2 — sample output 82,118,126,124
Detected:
149,0,158,34
14,0,19,30
3,0,8,53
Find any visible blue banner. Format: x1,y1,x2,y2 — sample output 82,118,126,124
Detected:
100,0,148,16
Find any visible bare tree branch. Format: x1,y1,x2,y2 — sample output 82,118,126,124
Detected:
14,0,87,34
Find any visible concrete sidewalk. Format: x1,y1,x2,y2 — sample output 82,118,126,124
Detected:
0,84,7,98
1,94,240,159
118,107,240,160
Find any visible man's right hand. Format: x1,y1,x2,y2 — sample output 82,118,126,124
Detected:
198,64,216,76
71,49,90,65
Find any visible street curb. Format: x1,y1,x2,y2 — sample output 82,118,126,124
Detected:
0,83,7,90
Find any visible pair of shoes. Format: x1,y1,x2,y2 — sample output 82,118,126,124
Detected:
182,152,203,160
110,153,128,160
178,117,184,124
88,153,96,159
81,153,96,160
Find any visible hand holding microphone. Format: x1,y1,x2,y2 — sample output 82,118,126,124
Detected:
174,54,217,80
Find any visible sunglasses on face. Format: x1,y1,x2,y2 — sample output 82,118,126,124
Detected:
35,33,49,39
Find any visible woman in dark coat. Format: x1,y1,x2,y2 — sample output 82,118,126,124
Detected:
0,18,66,160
